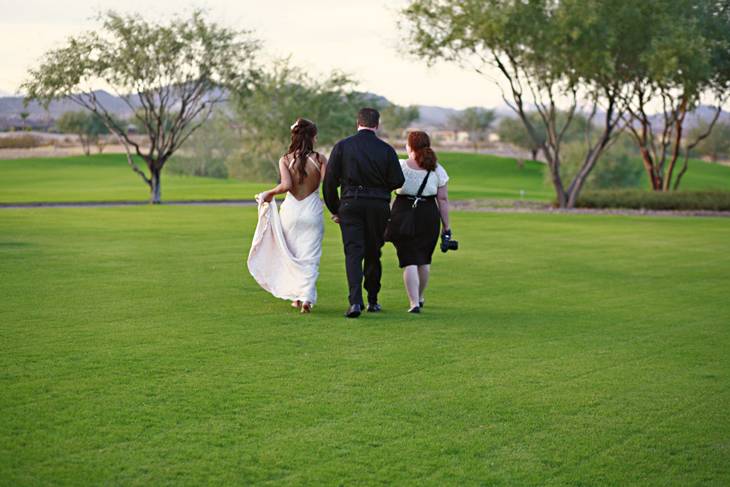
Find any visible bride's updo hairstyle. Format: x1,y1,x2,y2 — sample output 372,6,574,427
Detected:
288,118,318,183
408,131,437,171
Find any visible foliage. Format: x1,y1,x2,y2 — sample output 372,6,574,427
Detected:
379,104,419,138
21,9,260,203
550,135,644,191
229,59,368,182
19,111,30,130
497,115,545,160
497,111,594,160
56,111,112,155
165,111,236,179
401,0,631,207
576,189,730,211
616,0,730,190
0,134,47,149
448,107,495,150
689,120,730,162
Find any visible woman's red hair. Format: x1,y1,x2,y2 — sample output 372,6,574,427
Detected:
408,131,437,171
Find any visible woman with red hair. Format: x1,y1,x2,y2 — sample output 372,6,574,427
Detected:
389,131,451,313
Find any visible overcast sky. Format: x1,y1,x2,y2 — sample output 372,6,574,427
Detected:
0,0,507,109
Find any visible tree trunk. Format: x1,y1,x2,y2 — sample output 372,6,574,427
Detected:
80,135,90,156
565,148,598,209
544,153,568,208
531,148,538,161
638,148,661,190
150,168,162,204
663,100,687,191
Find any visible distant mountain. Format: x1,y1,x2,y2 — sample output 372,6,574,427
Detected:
0,89,726,132
413,105,461,128
682,105,730,129
0,90,135,121
411,103,517,129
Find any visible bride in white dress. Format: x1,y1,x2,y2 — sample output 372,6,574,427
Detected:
247,118,327,313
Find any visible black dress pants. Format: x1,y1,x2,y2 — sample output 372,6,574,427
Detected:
338,197,390,306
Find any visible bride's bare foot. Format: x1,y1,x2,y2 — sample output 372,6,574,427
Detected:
291,300,302,309
301,302,312,313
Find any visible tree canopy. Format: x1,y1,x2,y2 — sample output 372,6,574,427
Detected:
448,107,495,150
402,0,730,204
22,10,260,203
228,59,369,181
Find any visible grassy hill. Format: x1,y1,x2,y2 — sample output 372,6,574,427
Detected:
0,152,728,204
1,206,729,484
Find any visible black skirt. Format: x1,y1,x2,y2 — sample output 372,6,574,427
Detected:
390,195,440,268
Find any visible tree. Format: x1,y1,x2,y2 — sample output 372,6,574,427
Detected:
448,107,495,150
620,0,730,191
57,112,93,155
19,112,30,131
165,110,237,179
401,0,632,208
552,134,643,190
87,114,113,154
22,10,259,203
228,59,368,181
690,120,730,162
380,104,419,139
57,111,114,155
497,114,545,160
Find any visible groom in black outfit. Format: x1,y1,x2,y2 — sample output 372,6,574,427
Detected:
323,108,405,318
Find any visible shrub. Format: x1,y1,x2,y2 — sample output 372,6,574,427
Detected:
166,112,236,179
546,136,643,190
0,134,47,149
165,156,228,179
575,190,730,211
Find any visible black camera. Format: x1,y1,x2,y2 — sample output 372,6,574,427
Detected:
440,229,458,253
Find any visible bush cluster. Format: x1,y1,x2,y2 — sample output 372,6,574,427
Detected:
575,190,730,211
0,134,47,149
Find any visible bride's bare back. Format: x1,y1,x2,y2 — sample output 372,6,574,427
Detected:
281,152,327,200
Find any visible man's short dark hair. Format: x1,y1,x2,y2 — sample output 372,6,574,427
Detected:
357,108,380,128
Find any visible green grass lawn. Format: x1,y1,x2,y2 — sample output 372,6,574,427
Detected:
436,153,553,201
0,154,269,203
2,206,729,485
2,152,729,204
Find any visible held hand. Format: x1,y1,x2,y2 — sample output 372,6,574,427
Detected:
262,191,274,203
331,214,341,224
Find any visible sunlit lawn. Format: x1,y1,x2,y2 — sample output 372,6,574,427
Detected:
1,206,729,485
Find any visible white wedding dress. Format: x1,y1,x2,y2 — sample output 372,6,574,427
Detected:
247,157,324,305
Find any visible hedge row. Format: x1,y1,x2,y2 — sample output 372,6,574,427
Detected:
0,134,47,149
575,190,730,211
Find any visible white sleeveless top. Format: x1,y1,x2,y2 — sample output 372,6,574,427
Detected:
396,160,449,197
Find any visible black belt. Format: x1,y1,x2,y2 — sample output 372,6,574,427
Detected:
341,186,391,200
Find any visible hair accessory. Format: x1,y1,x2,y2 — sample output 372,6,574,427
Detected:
290,120,299,131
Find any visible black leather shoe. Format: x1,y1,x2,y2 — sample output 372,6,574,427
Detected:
367,303,382,313
419,300,424,309
345,304,362,318
408,306,420,314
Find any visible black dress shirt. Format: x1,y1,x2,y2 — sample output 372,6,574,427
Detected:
323,129,405,214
